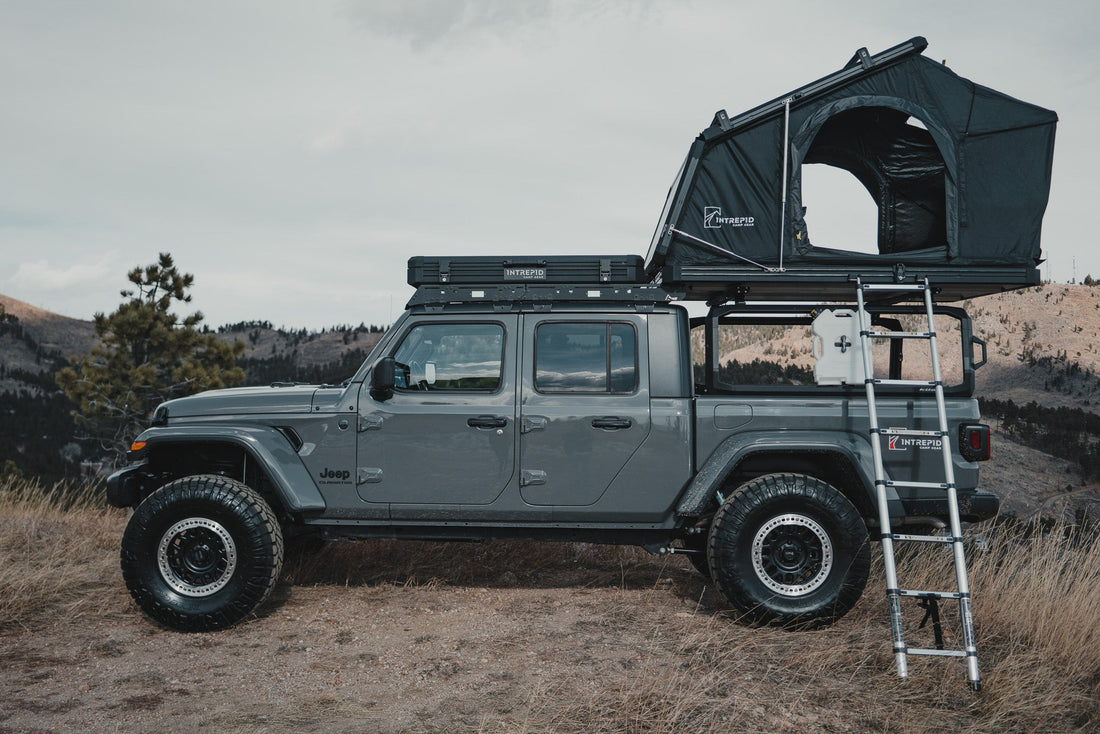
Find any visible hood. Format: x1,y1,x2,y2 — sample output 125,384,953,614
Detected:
157,385,320,420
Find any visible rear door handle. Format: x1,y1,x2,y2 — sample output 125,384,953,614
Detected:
468,415,508,429
591,417,632,430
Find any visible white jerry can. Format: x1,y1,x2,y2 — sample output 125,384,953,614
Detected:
812,309,866,385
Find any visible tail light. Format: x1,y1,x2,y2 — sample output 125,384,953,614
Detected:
959,423,990,462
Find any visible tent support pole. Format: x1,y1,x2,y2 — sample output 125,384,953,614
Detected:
668,227,776,271
778,97,791,273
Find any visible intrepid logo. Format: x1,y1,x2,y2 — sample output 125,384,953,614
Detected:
504,267,547,281
704,206,755,229
888,435,942,451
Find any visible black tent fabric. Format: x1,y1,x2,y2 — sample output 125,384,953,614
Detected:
646,37,1057,299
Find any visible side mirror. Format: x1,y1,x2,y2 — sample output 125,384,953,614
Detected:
370,357,395,401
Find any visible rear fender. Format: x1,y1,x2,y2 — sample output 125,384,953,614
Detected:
676,432,888,519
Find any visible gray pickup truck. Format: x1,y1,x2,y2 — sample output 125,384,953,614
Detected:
107,260,995,632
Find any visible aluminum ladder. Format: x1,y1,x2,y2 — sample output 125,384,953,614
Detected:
855,278,981,691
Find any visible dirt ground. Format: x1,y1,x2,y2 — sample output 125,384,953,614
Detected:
0,543,733,733
3,533,1098,733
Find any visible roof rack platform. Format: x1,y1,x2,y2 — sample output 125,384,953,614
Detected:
656,262,1040,304
407,283,672,311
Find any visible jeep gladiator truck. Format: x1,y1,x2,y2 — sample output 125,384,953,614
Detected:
106,259,995,632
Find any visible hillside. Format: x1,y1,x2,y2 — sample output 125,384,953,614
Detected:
0,293,384,481
0,293,385,393
966,285,1100,407
0,294,95,394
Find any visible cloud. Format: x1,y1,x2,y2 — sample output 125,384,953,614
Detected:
10,259,114,290
345,0,657,48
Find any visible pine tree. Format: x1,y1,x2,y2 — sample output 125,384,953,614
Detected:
56,253,245,458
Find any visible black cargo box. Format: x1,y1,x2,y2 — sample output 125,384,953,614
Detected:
408,255,646,287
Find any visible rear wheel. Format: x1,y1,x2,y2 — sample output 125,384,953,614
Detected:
121,474,284,631
708,473,869,627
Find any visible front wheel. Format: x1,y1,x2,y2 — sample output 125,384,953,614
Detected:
121,474,284,631
708,473,869,627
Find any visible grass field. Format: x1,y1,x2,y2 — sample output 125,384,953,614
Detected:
2,477,1097,732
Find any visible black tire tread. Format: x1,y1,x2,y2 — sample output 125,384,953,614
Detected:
707,472,869,628
121,474,284,632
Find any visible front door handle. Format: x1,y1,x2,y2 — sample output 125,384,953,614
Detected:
468,415,508,429
591,416,632,430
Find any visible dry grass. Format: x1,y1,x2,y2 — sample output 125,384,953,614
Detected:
514,523,1100,734
0,476,128,632
3,478,1098,732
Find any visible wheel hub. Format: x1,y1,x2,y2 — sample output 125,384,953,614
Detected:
158,517,238,597
751,513,833,597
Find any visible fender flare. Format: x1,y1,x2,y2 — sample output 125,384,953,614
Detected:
675,432,892,518
131,424,326,513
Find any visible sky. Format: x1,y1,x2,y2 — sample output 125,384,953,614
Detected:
1,0,1096,330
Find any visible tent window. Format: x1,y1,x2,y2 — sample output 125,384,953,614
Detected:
801,164,880,255
800,106,948,255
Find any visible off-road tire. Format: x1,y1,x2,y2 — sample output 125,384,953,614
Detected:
121,474,284,632
708,473,869,627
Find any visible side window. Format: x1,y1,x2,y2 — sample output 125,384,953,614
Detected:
535,322,637,393
391,322,504,391
712,320,815,387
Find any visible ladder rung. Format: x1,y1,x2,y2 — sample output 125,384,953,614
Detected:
892,533,956,544
864,331,932,339
878,428,945,437
859,283,928,292
886,480,953,490
897,589,964,600
871,378,938,387
908,648,968,658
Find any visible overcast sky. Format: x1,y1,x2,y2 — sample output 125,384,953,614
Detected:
2,0,1096,329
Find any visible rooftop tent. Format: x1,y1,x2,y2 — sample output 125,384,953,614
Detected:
646,37,1058,301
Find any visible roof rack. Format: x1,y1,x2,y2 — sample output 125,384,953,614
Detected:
408,255,645,287
406,283,672,311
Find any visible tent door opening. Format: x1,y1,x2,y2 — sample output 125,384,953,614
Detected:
793,105,951,259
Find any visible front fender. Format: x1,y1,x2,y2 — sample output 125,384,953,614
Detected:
675,431,889,518
132,424,326,513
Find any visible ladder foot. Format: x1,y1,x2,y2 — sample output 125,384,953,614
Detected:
969,681,982,692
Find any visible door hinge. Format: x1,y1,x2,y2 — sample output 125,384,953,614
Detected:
357,467,383,485
520,469,547,487
359,414,385,432
521,416,548,434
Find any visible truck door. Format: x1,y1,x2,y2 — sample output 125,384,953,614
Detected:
518,314,651,506
356,315,517,506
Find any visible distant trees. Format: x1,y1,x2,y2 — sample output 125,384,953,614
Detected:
694,358,814,386
56,253,245,458
980,397,1100,481
238,348,370,387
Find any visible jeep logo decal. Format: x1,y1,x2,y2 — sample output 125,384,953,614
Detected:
319,467,351,481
